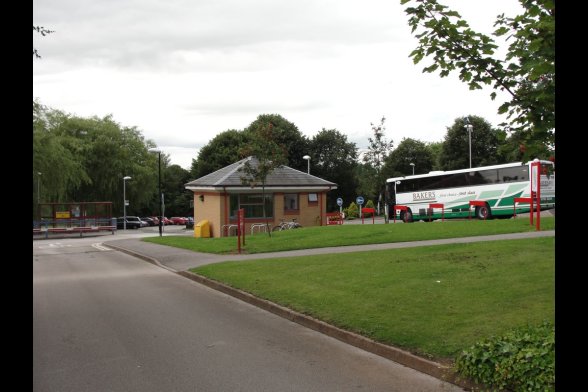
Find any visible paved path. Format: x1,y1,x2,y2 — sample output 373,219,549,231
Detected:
34,237,463,391
105,230,555,272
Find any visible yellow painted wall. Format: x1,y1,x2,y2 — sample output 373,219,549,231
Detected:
193,192,222,237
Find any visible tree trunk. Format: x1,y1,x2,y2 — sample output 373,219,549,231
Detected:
262,182,271,238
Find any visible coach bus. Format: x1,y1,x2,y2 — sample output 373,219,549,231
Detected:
385,159,555,222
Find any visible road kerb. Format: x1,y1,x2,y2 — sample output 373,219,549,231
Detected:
104,242,177,272
177,270,484,391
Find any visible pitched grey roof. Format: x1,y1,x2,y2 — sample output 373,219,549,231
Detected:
185,156,337,189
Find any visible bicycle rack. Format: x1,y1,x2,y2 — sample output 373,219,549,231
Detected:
250,223,271,235
221,224,238,237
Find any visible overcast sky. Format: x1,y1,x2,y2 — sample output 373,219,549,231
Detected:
33,0,523,170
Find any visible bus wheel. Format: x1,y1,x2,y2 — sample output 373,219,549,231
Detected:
401,210,413,223
476,204,491,220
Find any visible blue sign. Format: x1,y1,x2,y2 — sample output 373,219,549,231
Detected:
356,196,364,205
336,198,343,207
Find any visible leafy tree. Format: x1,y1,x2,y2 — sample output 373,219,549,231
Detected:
362,116,394,201
307,128,359,211
239,122,288,237
191,130,248,178
400,0,554,158
161,164,192,217
427,141,444,170
497,126,552,163
381,138,434,179
53,115,159,216
32,100,170,218
33,101,90,213
354,163,378,201
244,114,309,172
438,115,502,170
363,116,393,172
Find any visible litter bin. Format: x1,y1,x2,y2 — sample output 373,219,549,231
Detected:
194,220,210,238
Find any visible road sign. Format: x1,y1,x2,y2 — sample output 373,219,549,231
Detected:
336,198,343,207
356,196,364,205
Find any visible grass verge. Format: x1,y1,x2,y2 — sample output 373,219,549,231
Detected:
191,237,554,360
144,216,554,254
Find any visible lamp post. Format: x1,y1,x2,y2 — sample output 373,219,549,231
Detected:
409,163,415,176
123,176,132,230
303,155,310,174
148,147,163,237
37,172,42,204
464,117,473,168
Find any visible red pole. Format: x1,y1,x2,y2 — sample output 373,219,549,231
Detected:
242,210,246,246
237,209,241,254
536,163,541,231
529,162,534,226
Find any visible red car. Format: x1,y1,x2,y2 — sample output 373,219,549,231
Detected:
170,217,187,225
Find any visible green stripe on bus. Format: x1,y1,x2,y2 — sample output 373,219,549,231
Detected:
496,191,524,207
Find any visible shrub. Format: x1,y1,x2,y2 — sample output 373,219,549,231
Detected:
344,202,359,219
455,321,554,391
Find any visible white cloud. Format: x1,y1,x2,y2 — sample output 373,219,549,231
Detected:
34,0,523,170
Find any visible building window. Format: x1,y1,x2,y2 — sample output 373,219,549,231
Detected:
284,194,299,211
308,193,318,204
230,194,273,218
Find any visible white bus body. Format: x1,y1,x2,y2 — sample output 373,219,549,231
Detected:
385,160,555,221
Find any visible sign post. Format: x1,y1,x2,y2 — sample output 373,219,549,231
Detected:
337,197,343,217
531,160,541,231
356,196,364,219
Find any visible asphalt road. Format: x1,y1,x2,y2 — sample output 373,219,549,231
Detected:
33,239,463,392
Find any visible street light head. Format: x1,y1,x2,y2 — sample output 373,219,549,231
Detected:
303,155,310,160
148,147,162,153
37,172,42,176
409,163,415,166
123,176,132,180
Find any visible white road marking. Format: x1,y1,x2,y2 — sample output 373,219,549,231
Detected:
38,243,72,249
91,243,111,251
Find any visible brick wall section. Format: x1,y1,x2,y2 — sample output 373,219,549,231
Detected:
192,191,328,238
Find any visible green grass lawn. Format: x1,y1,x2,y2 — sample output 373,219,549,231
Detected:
144,217,555,255
192,237,555,360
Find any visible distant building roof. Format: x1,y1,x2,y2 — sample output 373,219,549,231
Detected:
185,156,337,191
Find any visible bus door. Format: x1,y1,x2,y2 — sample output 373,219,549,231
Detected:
385,183,397,219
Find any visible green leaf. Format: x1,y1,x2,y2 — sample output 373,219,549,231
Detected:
423,64,439,73
494,26,509,36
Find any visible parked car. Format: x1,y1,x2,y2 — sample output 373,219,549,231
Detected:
171,217,187,225
141,217,156,226
129,216,148,227
161,217,173,225
116,217,142,229
185,217,194,229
